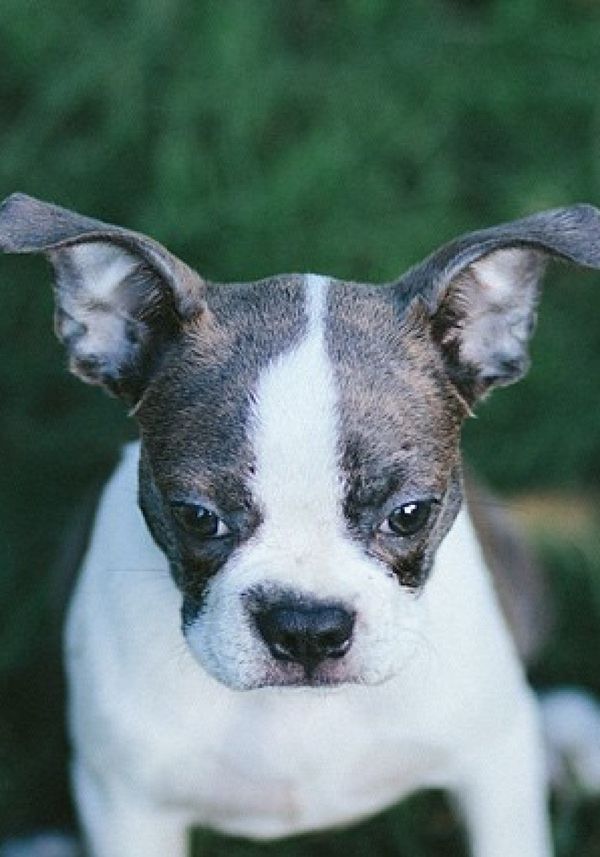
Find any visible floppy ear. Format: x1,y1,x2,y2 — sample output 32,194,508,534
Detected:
0,193,206,404
397,205,600,404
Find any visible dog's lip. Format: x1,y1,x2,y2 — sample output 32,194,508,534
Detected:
254,677,359,691
246,667,365,691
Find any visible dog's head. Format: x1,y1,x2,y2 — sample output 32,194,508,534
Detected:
2,194,599,689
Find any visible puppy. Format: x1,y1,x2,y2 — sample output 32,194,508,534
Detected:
2,194,599,857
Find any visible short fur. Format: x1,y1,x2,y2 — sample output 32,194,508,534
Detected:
2,193,600,857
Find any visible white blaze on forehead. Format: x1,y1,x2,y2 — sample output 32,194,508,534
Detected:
250,274,342,541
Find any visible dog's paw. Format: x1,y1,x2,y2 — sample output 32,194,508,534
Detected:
541,687,600,795
0,832,81,857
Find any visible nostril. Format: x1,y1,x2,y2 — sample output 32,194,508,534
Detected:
320,629,352,658
253,601,355,668
316,612,355,657
272,629,300,660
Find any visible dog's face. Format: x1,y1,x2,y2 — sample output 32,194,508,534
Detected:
136,274,465,688
2,194,599,689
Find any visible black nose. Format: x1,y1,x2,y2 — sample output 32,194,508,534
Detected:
254,601,355,670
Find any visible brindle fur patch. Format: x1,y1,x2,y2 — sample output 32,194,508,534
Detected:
325,282,466,586
136,274,307,601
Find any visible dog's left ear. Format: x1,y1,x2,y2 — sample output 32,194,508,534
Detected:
398,205,600,404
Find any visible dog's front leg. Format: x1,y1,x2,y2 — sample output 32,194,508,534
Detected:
453,695,553,857
73,760,193,857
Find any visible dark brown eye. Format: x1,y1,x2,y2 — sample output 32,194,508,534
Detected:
380,501,433,537
171,503,230,539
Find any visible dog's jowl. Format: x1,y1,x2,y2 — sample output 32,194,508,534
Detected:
2,193,600,857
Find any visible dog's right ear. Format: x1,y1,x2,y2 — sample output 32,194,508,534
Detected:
0,193,206,405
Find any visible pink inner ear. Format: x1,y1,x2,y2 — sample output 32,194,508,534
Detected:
470,249,544,304
50,243,146,384
67,242,140,301
448,248,544,390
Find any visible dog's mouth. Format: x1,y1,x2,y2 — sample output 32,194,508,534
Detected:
229,647,392,691
255,660,361,690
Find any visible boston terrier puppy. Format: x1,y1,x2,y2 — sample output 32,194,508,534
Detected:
2,194,600,856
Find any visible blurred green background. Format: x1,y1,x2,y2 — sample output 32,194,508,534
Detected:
0,0,599,854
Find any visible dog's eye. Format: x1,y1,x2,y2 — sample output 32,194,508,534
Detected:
380,501,433,537
171,503,230,539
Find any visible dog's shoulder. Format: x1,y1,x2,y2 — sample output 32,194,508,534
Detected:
464,474,551,664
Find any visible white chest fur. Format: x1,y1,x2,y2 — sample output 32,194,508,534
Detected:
65,443,535,842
